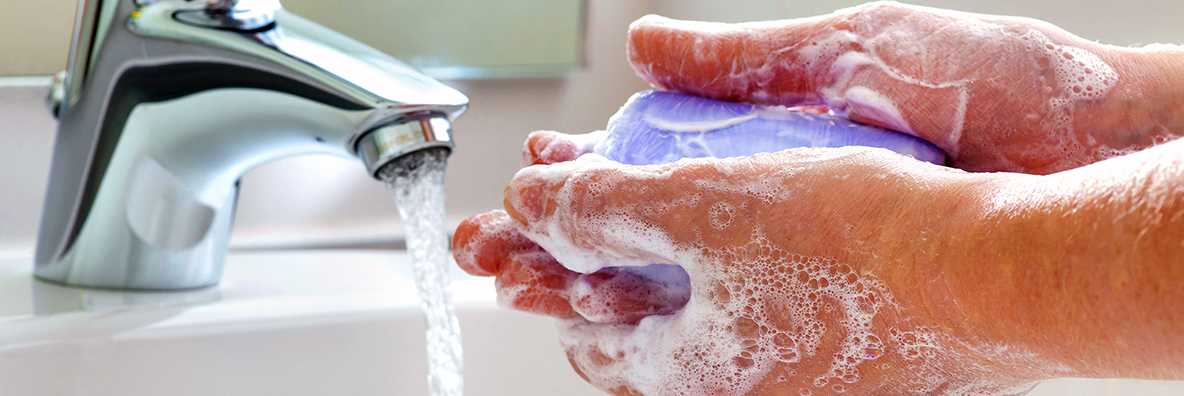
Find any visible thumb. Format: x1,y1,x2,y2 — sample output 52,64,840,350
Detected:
570,264,690,324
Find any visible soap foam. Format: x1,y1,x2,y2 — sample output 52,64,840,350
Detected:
843,85,911,133
512,155,690,273
632,2,1125,171
799,2,1119,166
514,154,899,394
511,151,1067,395
707,202,738,231
493,250,569,308
796,27,972,153
451,210,526,276
1011,28,1119,170
886,327,1072,395
557,227,903,395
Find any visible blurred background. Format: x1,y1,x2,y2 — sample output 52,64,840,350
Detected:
1,0,1182,253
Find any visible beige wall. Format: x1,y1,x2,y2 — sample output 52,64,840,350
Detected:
0,1,585,77
0,1,74,75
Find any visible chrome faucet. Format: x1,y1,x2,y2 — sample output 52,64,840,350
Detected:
36,0,468,290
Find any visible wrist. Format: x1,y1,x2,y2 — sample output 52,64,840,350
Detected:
901,170,1077,378
852,167,1070,384
1092,46,1184,151
929,154,1184,379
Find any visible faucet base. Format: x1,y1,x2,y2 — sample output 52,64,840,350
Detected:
31,272,221,292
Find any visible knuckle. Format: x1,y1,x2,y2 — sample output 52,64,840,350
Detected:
839,145,899,164
561,169,608,215
854,0,909,16
523,130,556,165
840,1,914,25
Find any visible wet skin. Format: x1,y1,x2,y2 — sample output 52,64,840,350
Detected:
453,2,1184,395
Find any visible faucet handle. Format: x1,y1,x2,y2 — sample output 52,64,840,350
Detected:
175,0,281,30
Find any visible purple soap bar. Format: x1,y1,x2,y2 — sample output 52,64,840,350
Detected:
596,90,946,165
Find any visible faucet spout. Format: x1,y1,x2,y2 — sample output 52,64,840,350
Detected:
35,0,467,289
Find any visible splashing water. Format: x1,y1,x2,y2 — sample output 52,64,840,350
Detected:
381,148,463,396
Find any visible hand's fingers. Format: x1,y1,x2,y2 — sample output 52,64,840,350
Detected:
522,130,606,166
503,156,704,274
627,3,1135,173
628,13,832,105
452,210,578,318
453,210,690,322
451,210,536,277
626,6,955,129
570,265,691,324
495,250,581,319
503,150,844,275
626,7,967,153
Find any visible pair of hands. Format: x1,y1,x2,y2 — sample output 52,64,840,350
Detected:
453,2,1184,395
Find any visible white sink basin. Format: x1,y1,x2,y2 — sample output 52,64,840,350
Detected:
0,250,1178,395
0,250,600,396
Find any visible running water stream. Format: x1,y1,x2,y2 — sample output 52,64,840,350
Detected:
381,148,463,396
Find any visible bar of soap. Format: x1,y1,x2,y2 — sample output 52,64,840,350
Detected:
596,90,946,165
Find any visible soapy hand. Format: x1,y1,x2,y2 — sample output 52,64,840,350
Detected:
628,1,1184,174
453,2,1184,395
457,146,1054,395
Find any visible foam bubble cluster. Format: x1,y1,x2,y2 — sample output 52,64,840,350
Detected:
804,3,1118,168
515,155,910,394
494,250,566,308
560,231,900,395
510,152,1070,395
707,202,737,231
